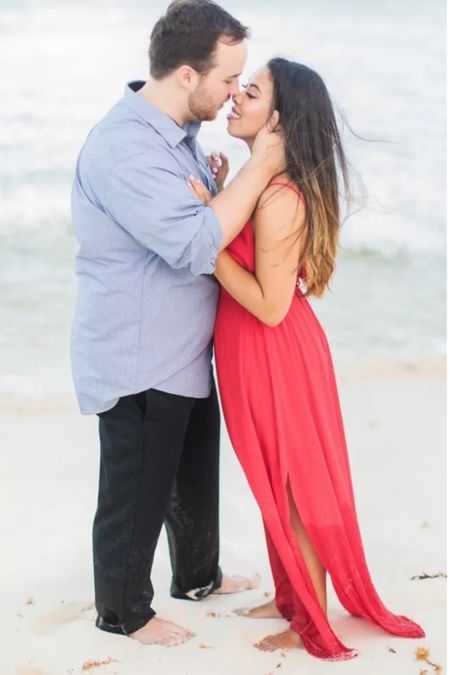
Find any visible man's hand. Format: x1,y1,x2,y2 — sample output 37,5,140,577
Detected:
208,151,229,192
188,175,212,205
252,111,285,177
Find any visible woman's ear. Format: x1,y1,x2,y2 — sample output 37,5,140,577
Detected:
267,109,280,132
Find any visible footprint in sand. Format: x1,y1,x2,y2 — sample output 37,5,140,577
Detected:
30,601,95,634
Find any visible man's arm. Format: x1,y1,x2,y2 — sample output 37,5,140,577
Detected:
103,154,221,276
100,116,283,274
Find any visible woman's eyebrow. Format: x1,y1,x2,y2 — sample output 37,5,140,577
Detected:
248,83,262,94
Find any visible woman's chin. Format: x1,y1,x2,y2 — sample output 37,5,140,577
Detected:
226,121,244,139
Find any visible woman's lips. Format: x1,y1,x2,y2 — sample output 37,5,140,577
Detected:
227,108,241,122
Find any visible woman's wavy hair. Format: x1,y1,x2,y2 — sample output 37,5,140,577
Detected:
267,58,352,297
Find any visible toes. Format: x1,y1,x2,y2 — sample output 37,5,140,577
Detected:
167,632,193,646
168,623,195,639
255,639,275,652
174,630,194,640
132,621,195,647
233,574,259,589
215,573,261,594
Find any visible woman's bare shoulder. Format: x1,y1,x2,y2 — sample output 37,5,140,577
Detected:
257,173,302,207
254,178,305,237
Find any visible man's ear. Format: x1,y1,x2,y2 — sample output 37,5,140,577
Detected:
177,65,201,91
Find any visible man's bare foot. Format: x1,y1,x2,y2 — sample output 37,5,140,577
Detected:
234,598,282,618
130,617,195,646
213,573,260,595
255,628,304,652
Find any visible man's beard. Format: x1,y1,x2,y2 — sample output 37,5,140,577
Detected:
188,82,218,122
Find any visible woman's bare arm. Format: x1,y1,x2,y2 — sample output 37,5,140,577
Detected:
214,183,306,326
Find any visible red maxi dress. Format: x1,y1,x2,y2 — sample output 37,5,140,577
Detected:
213,184,425,661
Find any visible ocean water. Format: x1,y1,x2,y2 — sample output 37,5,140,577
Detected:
0,0,446,407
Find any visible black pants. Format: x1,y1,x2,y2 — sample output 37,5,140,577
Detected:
93,379,222,635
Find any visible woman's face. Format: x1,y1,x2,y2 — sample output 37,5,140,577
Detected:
226,66,274,142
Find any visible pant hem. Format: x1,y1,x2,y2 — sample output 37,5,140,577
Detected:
95,611,156,636
170,565,223,601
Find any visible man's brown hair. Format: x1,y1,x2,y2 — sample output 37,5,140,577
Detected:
149,0,249,79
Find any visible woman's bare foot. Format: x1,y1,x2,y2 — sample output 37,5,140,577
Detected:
213,573,260,594
234,598,282,618
130,617,195,646
255,628,304,652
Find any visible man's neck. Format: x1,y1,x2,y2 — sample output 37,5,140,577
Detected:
137,80,189,128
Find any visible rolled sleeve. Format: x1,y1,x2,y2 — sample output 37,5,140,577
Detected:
103,152,223,275
200,206,222,274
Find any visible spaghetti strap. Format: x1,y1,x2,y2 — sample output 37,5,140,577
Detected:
269,181,305,204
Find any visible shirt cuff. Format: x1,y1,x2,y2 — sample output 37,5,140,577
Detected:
203,205,223,273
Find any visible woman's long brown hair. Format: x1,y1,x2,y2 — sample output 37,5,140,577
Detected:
267,58,352,297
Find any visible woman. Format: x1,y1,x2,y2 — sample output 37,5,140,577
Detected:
189,57,425,661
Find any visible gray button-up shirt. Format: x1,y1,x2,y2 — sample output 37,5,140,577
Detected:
71,81,222,415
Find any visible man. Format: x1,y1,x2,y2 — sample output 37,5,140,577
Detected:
71,0,283,646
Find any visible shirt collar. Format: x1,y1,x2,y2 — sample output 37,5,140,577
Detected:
122,80,201,148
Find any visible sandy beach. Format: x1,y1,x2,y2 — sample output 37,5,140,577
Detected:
0,0,445,673
0,363,445,675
